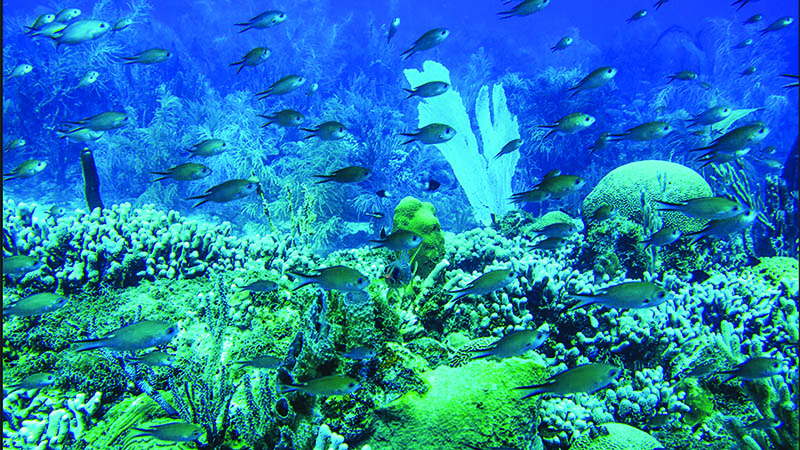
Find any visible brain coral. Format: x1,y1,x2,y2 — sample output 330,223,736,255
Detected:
582,160,712,233
569,423,663,450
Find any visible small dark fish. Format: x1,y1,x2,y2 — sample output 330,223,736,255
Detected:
744,14,763,25
647,413,671,429
401,28,449,60
494,138,522,159
3,292,68,317
387,17,399,43
425,179,440,191
366,212,384,219
234,354,282,369
150,163,211,182
626,9,647,23
687,270,711,284
129,351,176,367
515,363,621,398
340,345,377,360
382,258,413,287
684,363,716,378
3,255,43,276
279,374,360,396
185,179,257,207
290,265,369,292
314,166,371,184
376,189,391,198
131,422,205,442
371,229,422,251
740,66,757,77
531,236,564,251
6,372,57,390
716,357,782,383
240,279,278,292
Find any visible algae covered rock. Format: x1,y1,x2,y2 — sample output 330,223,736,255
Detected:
368,358,544,450
568,423,663,450
582,160,712,233
392,196,445,277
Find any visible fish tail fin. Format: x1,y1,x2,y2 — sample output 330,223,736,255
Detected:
289,272,315,291
569,294,598,310
3,175,17,182
278,384,299,394
514,383,548,399
236,65,244,75
72,337,108,352
401,138,415,145
313,175,332,184
403,89,415,99
543,130,556,139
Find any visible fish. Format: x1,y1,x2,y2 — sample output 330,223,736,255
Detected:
150,163,211,182
654,0,670,9
404,81,450,99
185,138,227,157
626,9,647,23
699,81,712,90
401,28,450,60
425,179,441,191
498,0,551,19
570,281,670,310
654,196,744,220
449,269,517,301
646,414,671,429
694,147,751,169
740,67,757,77
370,229,422,251
542,169,561,180
684,363,716,378
760,17,793,36
401,123,456,145
230,47,270,74
3,159,47,181
531,223,577,238
256,75,306,98
258,109,304,128
26,13,56,31
233,354,282,369
5,64,33,79
64,111,128,132
302,121,348,140
608,121,672,142
51,19,110,48
3,293,68,317
640,227,681,249
387,17,400,43
240,279,279,292
587,132,610,154
186,179,258,208
340,346,377,360
731,0,754,11
780,74,799,88
684,209,757,243
686,270,711,284
494,139,522,159
77,70,99,88
366,212,384,219
716,357,782,383
733,38,753,49
280,374,360,396
235,10,287,32
744,14,763,25
55,8,81,22
515,363,621,398
6,372,57,391
509,188,552,204
470,324,550,359
687,106,731,127
4,138,26,152
533,175,586,199
111,18,133,32
122,48,171,64
46,205,66,219
586,204,615,226
667,70,698,83
306,83,319,96
539,113,595,139
745,417,783,430
2,255,44,276
551,36,573,52
760,145,777,155
531,237,565,251
290,265,369,292
27,22,67,38
313,166,371,184
131,423,205,442
382,258,413,287
376,190,391,198
129,351,176,367
72,320,178,352
57,128,104,143
566,66,617,98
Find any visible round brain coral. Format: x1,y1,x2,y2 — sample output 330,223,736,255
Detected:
569,423,663,450
582,160,712,233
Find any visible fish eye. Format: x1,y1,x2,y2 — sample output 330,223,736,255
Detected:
574,180,581,184
440,30,446,35
222,142,227,146
339,128,344,132
585,117,591,122
658,291,666,297
357,278,364,284
663,126,669,130
607,69,612,73
348,382,355,387
100,24,105,27
168,327,176,333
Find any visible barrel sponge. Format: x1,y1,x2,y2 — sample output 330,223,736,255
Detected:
392,196,444,278
569,423,663,450
582,160,712,233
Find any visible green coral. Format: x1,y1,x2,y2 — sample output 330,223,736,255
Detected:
568,423,663,450
392,197,445,278
744,257,799,295
582,160,712,234
583,215,647,279
368,358,545,450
